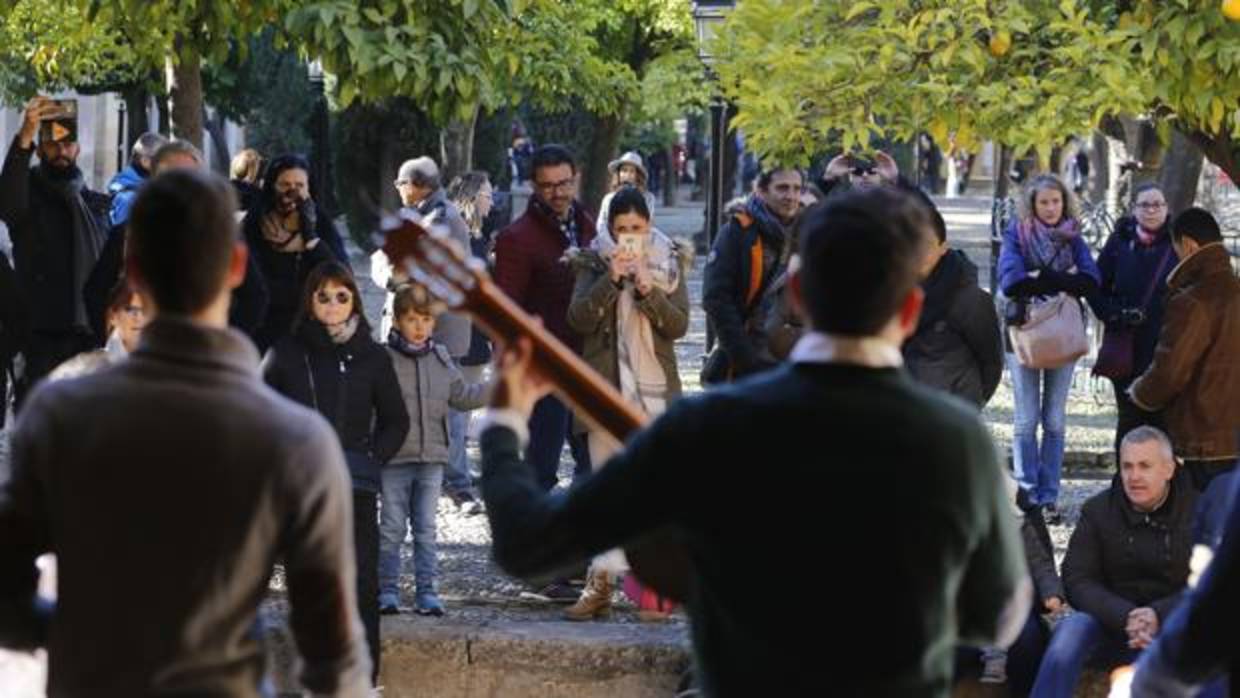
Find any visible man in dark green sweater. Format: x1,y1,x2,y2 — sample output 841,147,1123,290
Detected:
478,186,1030,697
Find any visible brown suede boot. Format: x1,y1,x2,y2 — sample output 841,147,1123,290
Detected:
563,569,612,621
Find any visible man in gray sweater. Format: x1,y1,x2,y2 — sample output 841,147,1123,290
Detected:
0,169,371,697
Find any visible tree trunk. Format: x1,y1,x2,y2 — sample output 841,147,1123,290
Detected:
582,112,624,214
1157,130,1205,214
156,94,171,136
994,145,1013,199
1185,130,1239,196
439,105,479,185
122,85,151,152
166,36,204,149
722,102,740,201
1089,131,1110,204
202,107,231,175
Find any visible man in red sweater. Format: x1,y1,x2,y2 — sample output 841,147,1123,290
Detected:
493,144,596,500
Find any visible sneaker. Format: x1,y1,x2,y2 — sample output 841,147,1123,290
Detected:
378,594,401,615
980,652,1008,684
449,490,485,516
1044,503,1063,525
414,591,445,617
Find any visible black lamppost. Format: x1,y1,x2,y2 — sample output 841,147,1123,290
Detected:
693,0,734,353
307,59,337,216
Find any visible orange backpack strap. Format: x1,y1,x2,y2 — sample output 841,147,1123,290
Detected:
745,237,764,308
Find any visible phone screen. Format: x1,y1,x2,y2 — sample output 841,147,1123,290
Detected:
617,234,642,256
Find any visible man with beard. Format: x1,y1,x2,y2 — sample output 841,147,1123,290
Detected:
0,96,110,406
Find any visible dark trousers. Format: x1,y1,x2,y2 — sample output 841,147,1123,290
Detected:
353,490,380,685
1112,378,1164,460
525,395,591,491
1184,460,1238,493
16,330,95,409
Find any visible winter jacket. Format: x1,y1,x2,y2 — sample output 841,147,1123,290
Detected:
1131,243,1240,461
493,198,597,352
106,164,146,227
242,204,349,353
0,137,110,333
1062,469,1197,635
702,196,790,379
387,341,488,464
565,241,691,407
903,249,1003,408
1087,216,1178,382
262,321,409,492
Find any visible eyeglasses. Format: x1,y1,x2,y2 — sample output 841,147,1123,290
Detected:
121,305,145,319
315,290,353,305
1135,202,1166,211
534,178,575,194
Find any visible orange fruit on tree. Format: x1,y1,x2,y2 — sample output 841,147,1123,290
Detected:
1223,0,1240,21
987,30,1006,57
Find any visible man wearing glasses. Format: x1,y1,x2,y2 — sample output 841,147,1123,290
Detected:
492,145,596,515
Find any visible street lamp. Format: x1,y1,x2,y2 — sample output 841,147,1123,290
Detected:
692,0,734,353
306,59,337,216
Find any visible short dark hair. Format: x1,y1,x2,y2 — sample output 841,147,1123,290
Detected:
798,187,933,335
756,167,803,191
295,261,370,334
530,144,576,179
1170,207,1222,246
608,186,651,227
127,170,239,315
908,187,947,243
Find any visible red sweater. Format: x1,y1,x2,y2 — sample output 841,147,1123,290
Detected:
493,201,596,352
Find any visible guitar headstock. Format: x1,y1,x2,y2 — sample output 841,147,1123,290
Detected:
377,210,487,312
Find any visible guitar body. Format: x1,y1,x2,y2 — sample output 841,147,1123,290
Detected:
381,214,693,602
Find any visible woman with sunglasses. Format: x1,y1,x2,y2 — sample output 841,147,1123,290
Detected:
261,261,409,687
1087,183,1178,456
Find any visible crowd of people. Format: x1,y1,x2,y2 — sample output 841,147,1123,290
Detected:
1,87,1239,698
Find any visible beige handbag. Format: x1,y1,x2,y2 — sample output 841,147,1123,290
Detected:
1008,293,1088,369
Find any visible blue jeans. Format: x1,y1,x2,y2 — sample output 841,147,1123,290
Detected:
1031,613,1136,698
1008,354,1076,507
526,395,592,491
378,462,444,606
444,409,473,495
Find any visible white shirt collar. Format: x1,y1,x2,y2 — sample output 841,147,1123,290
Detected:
788,331,904,369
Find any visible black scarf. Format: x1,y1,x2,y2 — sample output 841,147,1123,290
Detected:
388,328,434,358
35,163,106,330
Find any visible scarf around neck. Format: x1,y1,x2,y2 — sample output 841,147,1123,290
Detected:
36,164,106,329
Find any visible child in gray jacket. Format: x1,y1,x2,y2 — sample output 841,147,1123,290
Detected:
378,286,488,615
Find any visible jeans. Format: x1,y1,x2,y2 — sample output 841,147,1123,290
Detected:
1008,354,1076,507
444,409,472,495
379,462,444,605
1031,612,1136,698
353,491,380,685
526,394,591,491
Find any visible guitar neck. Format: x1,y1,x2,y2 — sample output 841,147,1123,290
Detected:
470,277,647,441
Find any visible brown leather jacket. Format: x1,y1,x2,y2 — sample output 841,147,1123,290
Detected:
1131,243,1240,460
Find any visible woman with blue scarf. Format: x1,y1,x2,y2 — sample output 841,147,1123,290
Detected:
998,174,1101,522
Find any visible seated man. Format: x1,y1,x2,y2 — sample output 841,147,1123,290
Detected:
1031,426,1197,697
480,186,1030,697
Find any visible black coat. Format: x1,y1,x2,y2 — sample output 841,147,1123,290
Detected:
903,250,1003,408
242,204,350,353
1087,216,1178,383
0,137,109,333
83,224,270,344
261,321,409,492
701,198,788,380
1062,469,1197,635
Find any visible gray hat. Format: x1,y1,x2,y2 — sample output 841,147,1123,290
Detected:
395,156,441,188
608,151,648,181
